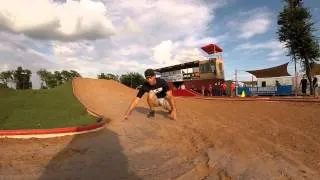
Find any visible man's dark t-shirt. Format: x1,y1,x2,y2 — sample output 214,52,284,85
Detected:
137,78,170,98
313,77,318,87
301,79,308,93
301,79,307,89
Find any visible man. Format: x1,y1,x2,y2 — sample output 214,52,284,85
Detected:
208,83,213,96
123,69,177,120
300,75,308,96
313,76,319,98
230,81,236,97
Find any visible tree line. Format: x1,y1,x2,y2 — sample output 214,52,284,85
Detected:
0,67,32,89
97,72,145,88
0,66,145,89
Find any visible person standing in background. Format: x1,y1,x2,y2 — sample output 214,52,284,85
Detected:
313,76,319,98
230,82,236,97
208,83,213,96
201,84,205,96
300,75,308,96
221,82,227,96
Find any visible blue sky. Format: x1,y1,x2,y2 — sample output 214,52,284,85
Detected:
210,0,320,80
0,0,319,88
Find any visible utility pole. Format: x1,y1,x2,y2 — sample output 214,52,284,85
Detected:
235,69,238,96
252,75,254,88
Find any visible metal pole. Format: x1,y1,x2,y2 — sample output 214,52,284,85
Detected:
294,57,298,96
252,75,254,88
235,69,238,96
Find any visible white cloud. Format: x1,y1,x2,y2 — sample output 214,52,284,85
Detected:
151,39,209,68
123,17,143,34
235,40,288,61
0,0,228,88
228,7,272,39
152,40,174,65
0,0,116,41
52,41,95,57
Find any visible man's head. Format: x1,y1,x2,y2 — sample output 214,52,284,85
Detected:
144,69,156,85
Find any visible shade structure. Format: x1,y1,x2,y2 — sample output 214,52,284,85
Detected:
201,44,223,54
246,62,291,78
311,63,320,75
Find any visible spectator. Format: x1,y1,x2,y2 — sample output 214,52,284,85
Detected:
221,82,227,96
216,82,221,96
208,83,213,96
313,76,319,98
201,84,205,96
300,75,308,96
230,82,236,97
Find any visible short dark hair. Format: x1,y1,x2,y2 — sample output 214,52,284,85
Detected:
144,69,155,77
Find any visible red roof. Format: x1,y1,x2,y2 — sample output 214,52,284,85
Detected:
201,44,223,54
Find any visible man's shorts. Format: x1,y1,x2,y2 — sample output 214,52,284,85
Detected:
157,97,171,111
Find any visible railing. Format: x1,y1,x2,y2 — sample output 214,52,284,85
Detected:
238,85,293,96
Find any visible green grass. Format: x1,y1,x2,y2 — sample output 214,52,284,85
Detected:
0,82,96,130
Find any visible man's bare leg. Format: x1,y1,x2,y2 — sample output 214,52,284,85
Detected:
162,97,172,113
147,92,159,117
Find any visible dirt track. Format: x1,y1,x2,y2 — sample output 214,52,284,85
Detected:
1,78,320,179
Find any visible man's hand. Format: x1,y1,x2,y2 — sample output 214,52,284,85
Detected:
166,90,177,120
123,97,140,121
169,109,177,120
123,115,129,121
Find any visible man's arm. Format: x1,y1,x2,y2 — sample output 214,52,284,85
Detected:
124,87,145,120
124,97,141,119
166,90,176,111
166,90,177,120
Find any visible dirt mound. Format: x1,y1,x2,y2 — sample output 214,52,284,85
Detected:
72,77,141,119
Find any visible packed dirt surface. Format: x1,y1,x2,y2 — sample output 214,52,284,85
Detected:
1,78,320,179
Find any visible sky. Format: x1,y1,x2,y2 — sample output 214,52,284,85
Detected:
0,0,319,89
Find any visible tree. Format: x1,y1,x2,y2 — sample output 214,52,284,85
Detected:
120,72,145,88
277,0,320,95
13,67,32,89
37,69,56,89
97,73,119,81
54,71,64,85
70,70,81,79
0,70,13,88
37,69,82,89
61,70,81,82
37,69,50,88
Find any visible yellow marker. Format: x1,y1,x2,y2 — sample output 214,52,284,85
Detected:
241,90,246,97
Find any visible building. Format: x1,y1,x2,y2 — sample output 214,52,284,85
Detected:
241,62,320,96
154,44,225,94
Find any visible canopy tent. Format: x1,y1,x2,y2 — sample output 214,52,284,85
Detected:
201,44,223,54
246,62,291,78
311,63,320,75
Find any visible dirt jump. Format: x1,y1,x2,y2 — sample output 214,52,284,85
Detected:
1,78,320,179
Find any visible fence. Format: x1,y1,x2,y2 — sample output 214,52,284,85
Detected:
237,85,293,96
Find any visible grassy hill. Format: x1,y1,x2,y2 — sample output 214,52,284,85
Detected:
0,82,96,130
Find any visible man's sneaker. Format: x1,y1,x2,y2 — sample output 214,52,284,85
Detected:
147,110,155,118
